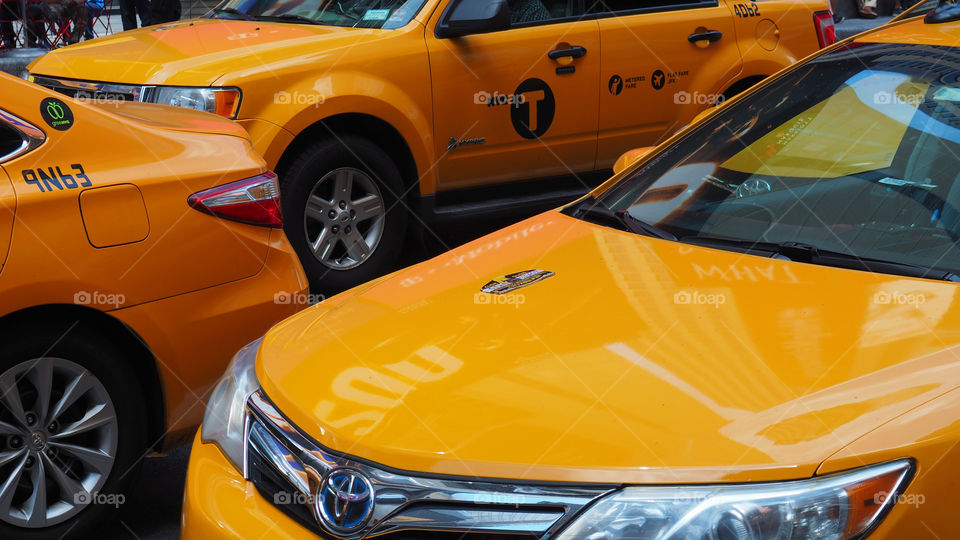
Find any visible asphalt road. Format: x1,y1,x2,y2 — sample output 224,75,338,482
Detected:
100,445,191,540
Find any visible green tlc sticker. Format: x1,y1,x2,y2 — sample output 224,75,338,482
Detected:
40,97,74,131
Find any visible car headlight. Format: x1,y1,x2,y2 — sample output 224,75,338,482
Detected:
200,337,261,470
145,86,241,118
556,460,912,540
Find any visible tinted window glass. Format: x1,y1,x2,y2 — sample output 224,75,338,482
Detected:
0,122,22,161
595,43,960,274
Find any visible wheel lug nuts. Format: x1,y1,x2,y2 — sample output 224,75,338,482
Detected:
327,210,336,219
25,413,36,427
339,201,346,209
350,210,356,219
25,456,34,468
345,225,352,234
332,225,339,234
48,423,57,433
9,436,22,449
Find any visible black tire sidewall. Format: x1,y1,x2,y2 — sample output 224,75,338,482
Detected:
280,135,408,295
0,329,147,540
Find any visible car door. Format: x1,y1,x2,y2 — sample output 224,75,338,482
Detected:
595,0,742,169
427,0,601,193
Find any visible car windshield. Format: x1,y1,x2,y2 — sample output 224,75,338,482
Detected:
207,0,426,28
590,42,960,278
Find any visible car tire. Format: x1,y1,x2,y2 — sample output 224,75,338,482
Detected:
280,135,408,294
0,328,147,540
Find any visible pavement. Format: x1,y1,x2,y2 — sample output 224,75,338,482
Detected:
99,445,190,540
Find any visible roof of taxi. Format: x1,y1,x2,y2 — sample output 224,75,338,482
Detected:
856,15,960,47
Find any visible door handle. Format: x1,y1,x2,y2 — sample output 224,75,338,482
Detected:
688,30,723,44
548,46,587,61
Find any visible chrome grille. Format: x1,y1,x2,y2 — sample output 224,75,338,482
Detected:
31,75,149,102
244,390,613,539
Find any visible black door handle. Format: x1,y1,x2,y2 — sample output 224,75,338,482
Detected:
688,30,723,43
548,46,587,60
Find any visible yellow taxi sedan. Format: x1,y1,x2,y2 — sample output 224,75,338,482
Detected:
183,7,960,540
0,72,307,539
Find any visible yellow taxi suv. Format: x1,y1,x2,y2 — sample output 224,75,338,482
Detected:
0,72,307,539
183,8,960,540
27,0,834,293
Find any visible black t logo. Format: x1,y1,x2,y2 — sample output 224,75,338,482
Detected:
510,78,555,139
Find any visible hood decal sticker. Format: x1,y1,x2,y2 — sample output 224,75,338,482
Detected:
481,269,554,295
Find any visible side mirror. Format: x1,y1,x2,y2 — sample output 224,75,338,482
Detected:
436,0,511,39
613,146,654,176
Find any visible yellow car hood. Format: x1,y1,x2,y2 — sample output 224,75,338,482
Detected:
28,18,385,86
258,212,960,484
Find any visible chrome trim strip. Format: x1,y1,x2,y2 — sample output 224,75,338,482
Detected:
31,75,152,102
0,109,45,163
246,389,614,539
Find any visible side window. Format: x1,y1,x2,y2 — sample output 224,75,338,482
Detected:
586,0,712,15
509,0,577,24
0,122,23,162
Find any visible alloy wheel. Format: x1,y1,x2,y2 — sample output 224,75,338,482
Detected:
303,167,386,270
0,357,118,528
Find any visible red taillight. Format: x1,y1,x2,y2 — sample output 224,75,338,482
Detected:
814,10,837,48
188,171,282,227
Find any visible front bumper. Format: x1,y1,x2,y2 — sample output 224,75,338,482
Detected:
182,431,310,540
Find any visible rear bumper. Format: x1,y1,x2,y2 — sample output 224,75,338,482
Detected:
182,432,312,539
113,229,308,448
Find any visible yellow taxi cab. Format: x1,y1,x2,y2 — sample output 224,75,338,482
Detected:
0,72,307,539
183,6,960,540
26,0,833,293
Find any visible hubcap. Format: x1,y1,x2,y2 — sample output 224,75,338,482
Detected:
303,167,386,270
0,357,118,528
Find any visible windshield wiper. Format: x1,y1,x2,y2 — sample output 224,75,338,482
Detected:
211,7,253,20
572,198,676,240
256,13,323,24
681,235,960,282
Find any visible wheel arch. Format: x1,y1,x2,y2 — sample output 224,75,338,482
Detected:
722,75,770,100
276,113,421,202
0,304,166,452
